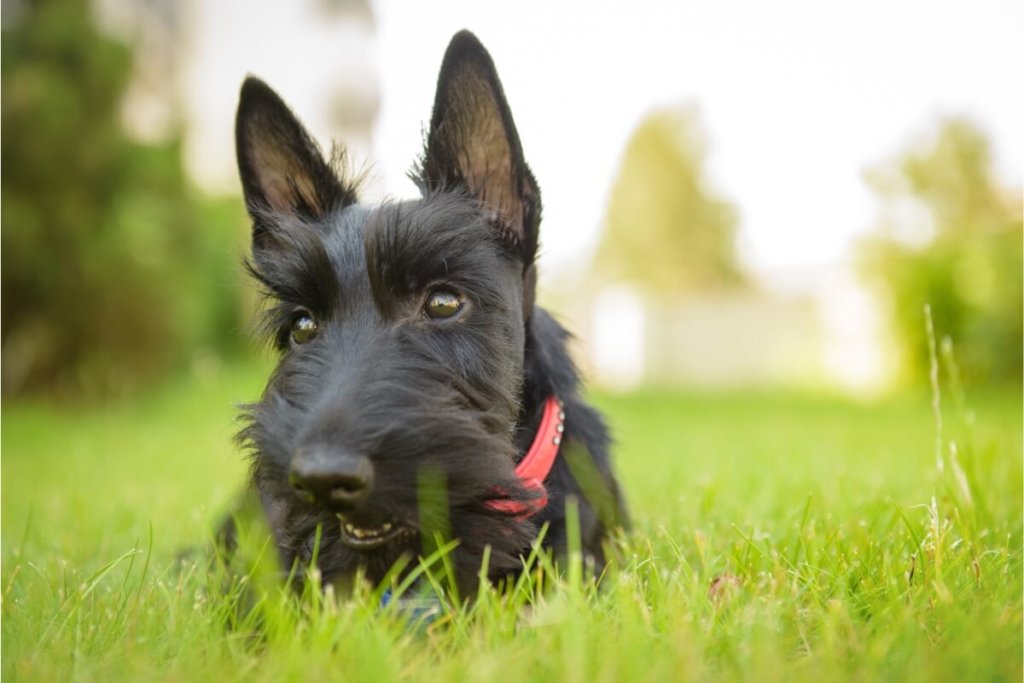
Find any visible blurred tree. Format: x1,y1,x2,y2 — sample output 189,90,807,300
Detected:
2,0,246,398
594,106,745,294
859,118,1022,388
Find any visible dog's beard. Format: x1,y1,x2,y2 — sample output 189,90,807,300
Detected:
285,508,419,585
240,375,540,594
258,467,539,594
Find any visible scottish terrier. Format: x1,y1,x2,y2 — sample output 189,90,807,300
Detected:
233,30,627,595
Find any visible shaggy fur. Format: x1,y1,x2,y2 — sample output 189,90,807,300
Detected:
233,30,627,594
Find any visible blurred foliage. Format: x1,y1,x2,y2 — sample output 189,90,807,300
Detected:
2,0,248,399
594,106,745,295
859,118,1022,388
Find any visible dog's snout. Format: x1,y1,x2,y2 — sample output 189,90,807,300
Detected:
289,447,374,509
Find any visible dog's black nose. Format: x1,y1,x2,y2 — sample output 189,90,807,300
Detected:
289,447,374,509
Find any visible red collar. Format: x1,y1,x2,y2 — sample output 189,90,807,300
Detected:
485,396,564,518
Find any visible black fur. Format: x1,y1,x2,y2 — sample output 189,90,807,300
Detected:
233,30,627,595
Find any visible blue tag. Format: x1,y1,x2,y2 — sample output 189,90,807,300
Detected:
380,587,442,625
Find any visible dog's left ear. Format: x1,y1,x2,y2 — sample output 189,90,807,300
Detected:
420,30,542,267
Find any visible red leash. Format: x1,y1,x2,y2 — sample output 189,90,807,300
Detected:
485,396,564,518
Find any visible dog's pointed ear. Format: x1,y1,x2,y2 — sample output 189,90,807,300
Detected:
236,77,354,242
420,30,542,265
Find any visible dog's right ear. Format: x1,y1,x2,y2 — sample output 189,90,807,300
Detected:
235,77,354,244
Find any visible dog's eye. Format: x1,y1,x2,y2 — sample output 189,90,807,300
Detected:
291,313,318,344
425,290,463,319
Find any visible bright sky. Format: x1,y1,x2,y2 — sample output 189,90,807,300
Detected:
185,0,1023,276
371,0,1022,275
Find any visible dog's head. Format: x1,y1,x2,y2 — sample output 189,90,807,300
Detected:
235,31,543,587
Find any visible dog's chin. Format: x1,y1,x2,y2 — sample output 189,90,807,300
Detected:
335,513,415,550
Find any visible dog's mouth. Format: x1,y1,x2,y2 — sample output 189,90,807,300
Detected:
336,514,412,550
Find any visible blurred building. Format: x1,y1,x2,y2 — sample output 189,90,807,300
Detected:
564,265,890,394
95,0,380,196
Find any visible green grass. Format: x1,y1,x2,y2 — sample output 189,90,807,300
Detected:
2,363,1021,682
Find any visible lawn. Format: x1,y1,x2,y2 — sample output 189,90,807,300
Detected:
2,362,1021,682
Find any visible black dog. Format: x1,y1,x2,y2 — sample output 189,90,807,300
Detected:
233,30,627,595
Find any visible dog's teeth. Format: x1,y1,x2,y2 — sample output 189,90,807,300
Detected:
340,519,400,542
